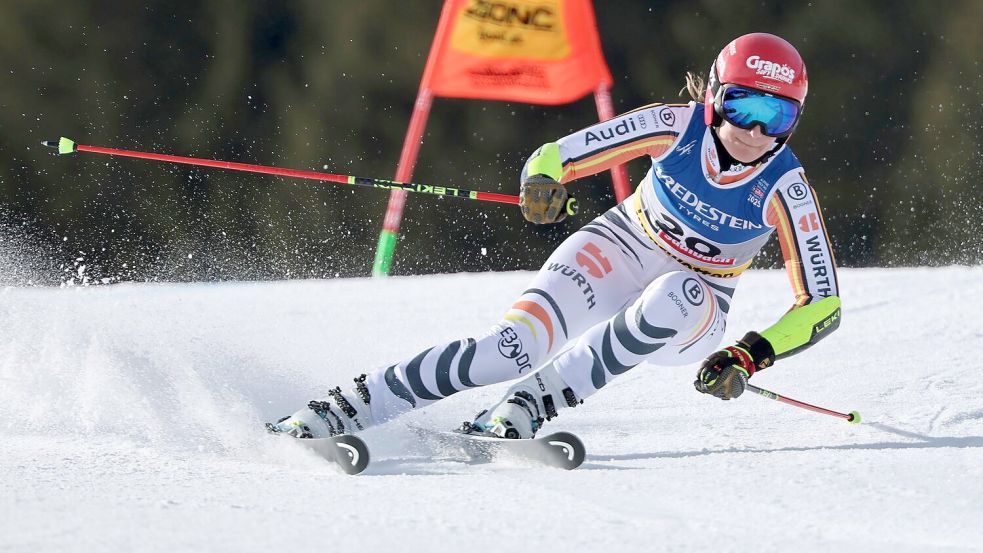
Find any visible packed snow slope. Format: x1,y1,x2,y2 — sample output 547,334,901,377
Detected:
2,267,982,553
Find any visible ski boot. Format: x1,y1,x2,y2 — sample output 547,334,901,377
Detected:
466,366,580,439
266,375,374,438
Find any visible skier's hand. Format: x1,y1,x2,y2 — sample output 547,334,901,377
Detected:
520,174,569,224
695,332,775,400
695,347,753,400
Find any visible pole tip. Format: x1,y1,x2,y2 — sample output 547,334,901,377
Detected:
42,137,76,154
566,197,579,217
847,410,862,425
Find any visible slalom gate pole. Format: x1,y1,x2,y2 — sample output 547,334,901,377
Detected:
745,383,861,424
41,137,579,213
373,87,434,277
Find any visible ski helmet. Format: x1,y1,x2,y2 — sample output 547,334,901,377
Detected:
704,33,808,136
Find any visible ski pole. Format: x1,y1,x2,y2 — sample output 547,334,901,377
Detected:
745,383,861,424
41,137,579,216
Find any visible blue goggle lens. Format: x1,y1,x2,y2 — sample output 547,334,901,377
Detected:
720,87,800,137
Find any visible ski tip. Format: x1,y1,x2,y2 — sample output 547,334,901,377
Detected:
330,434,371,475
541,431,586,470
41,137,76,155
268,429,370,475
847,410,862,425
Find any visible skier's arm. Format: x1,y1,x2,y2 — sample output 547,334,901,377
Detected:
519,104,690,224
521,103,690,185
695,172,840,400
759,173,841,360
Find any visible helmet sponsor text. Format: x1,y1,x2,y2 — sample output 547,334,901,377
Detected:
745,55,796,84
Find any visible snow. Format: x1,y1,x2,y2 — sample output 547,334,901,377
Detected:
1,267,981,552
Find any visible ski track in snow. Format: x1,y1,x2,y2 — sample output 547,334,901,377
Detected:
1,268,981,552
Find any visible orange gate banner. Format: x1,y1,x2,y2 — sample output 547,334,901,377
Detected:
421,0,613,105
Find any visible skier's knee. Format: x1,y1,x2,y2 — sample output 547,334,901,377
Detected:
636,271,714,338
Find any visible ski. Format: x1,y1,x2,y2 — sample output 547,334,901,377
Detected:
416,426,586,470
266,423,370,475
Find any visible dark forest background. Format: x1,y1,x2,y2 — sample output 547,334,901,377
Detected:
1,1,980,285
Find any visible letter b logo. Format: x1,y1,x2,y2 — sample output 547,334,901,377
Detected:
682,278,705,306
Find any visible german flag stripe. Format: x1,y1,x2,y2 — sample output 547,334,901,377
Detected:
679,286,718,348
523,288,568,338
565,131,677,165
564,136,677,182
769,193,811,306
509,300,555,352
504,313,538,343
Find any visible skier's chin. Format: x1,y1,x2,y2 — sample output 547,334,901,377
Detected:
718,123,775,163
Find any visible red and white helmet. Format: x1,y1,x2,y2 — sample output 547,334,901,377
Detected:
705,33,808,127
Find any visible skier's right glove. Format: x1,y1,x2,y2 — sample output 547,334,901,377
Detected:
519,142,570,225
520,174,569,224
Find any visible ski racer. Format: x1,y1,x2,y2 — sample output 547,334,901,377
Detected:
270,32,841,440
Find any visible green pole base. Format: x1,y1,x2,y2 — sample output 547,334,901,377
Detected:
41,137,76,154
847,410,862,425
372,230,398,277
59,137,77,154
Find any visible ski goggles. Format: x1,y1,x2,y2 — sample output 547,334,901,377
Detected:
718,85,801,138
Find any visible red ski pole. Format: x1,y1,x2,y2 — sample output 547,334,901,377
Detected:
745,383,861,424
41,137,579,215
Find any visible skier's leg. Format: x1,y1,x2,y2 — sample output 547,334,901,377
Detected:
270,208,654,438
472,267,734,437
553,269,730,402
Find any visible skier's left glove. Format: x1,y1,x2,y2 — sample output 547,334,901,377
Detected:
695,331,775,400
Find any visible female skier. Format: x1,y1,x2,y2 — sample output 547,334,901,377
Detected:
270,32,841,440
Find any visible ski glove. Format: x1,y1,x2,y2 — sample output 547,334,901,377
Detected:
695,331,776,400
520,174,569,224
